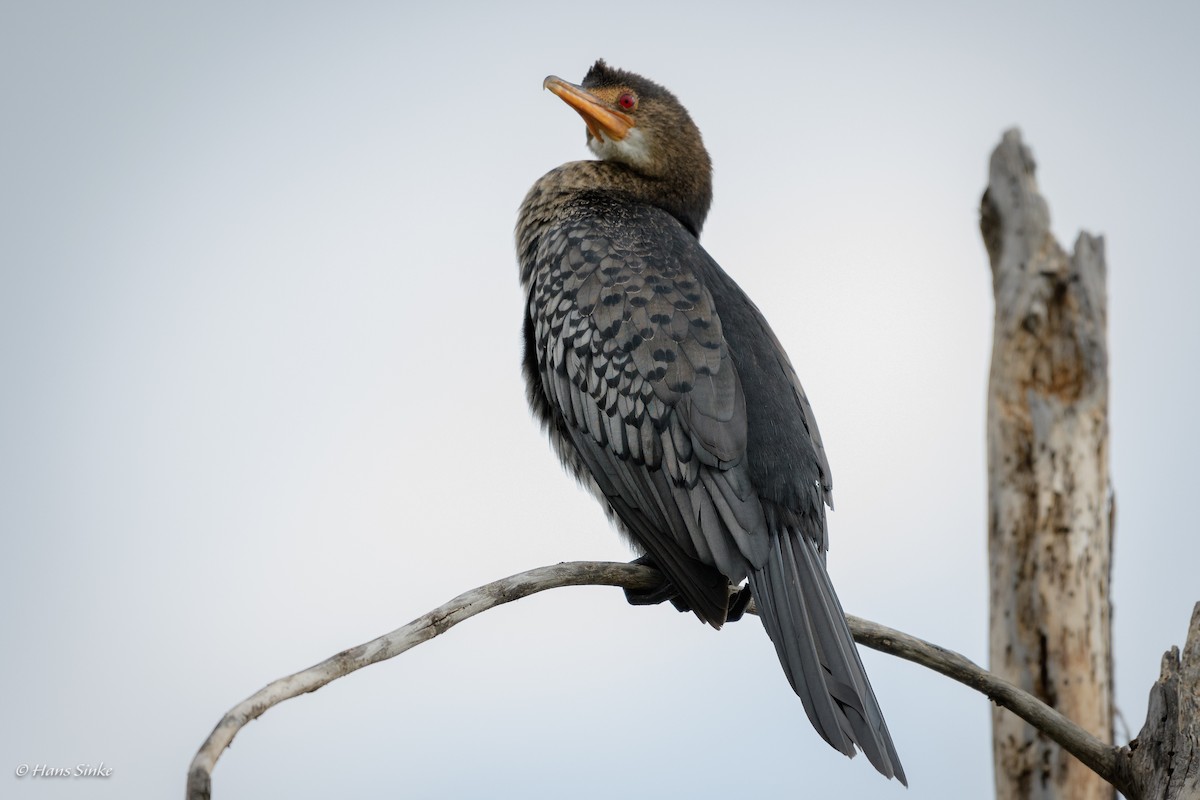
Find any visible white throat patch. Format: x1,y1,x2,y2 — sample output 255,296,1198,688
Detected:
588,127,651,169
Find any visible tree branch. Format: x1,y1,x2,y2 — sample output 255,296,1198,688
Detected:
186,562,662,800
186,561,1148,800
851,615,1125,793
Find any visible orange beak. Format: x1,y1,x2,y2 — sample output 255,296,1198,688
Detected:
544,76,634,142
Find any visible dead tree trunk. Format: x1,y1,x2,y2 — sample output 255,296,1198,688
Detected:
981,128,1114,800
1120,603,1200,799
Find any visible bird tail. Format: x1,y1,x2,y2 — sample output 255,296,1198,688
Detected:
747,529,906,785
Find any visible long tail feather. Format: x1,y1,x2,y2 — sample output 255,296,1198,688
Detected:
748,530,907,785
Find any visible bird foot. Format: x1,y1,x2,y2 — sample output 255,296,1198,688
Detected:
623,555,692,613
623,556,751,621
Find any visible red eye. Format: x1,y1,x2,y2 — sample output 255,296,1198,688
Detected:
618,93,637,110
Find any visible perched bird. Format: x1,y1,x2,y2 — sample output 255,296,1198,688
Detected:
516,59,905,784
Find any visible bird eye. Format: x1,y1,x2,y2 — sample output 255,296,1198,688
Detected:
618,92,637,110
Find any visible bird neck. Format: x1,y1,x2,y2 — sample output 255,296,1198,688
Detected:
516,159,712,285
593,158,712,237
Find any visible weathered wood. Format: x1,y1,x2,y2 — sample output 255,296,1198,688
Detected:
185,562,667,800
1118,603,1200,799
183,560,1117,800
186,560,1198,799
981,128,1114,800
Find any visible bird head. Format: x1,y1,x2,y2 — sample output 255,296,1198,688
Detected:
544,59,710,180
543,59,713,233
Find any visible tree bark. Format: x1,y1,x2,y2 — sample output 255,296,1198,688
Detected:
981,128,1114,800
1119,602,1200,799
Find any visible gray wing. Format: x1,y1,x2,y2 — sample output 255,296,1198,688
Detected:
527,202,769,626
693,262,835,552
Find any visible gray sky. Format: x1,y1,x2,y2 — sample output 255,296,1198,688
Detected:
2,1,1197,798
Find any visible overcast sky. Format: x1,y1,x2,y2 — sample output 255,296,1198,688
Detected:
2,1,1198,798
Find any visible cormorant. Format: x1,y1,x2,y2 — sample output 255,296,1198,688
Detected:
515,59,905,784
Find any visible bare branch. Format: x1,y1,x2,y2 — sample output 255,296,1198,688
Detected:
187,562,661,800
851,613,1125,794
186,561,1134,799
